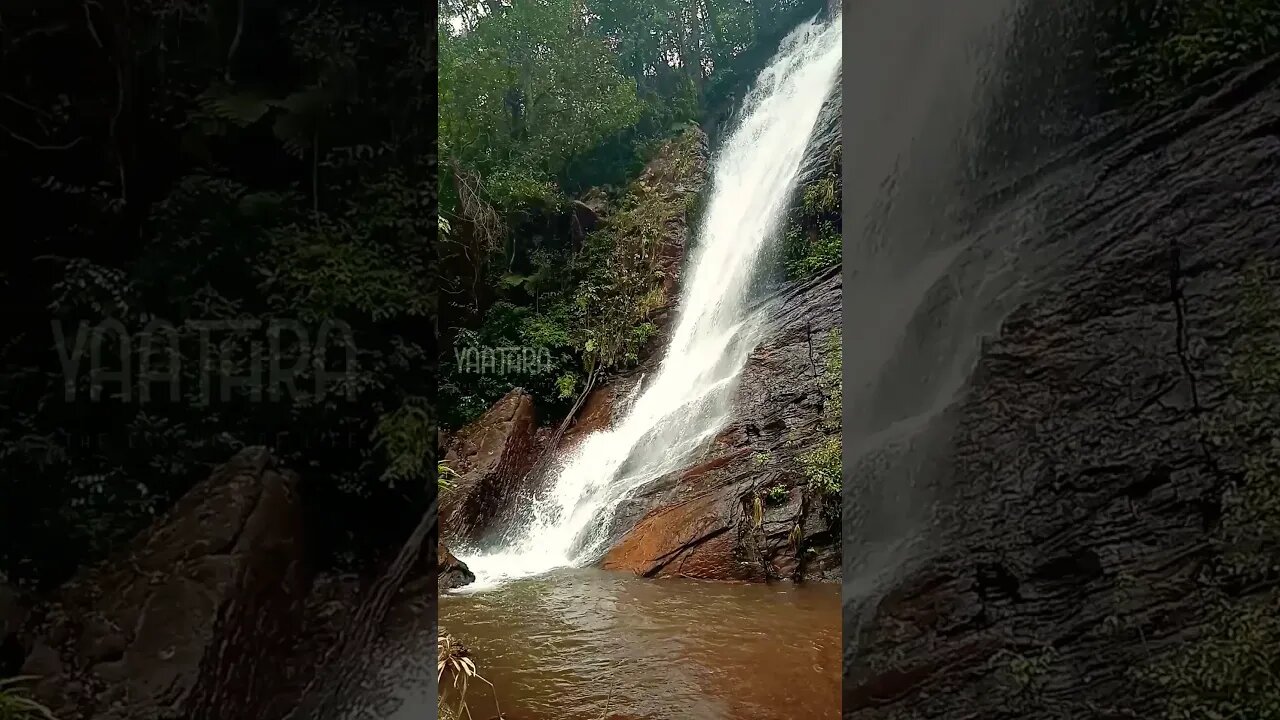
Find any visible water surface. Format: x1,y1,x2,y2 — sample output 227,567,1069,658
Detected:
439,569,840,720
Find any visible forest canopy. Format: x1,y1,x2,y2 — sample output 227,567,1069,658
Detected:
0,0,435,585
437,0,832,426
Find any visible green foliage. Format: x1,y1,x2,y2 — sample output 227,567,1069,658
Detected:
439,0,645,208
800,328,841,524
800,437,841,499
1094,0,1280,105
1207,264,1280,584
568,131,704,376
262,172,433,323
785,225,842,280
1136,591,1280,720
783,144,841,280
764,484,790,505
373,399,434,485
990,646,1058,697
802,176,839,214
1136,263,1280,717
1,0,434,585
555,372,579,400
0,677,56,720
438,462,459,492
818,328,842,427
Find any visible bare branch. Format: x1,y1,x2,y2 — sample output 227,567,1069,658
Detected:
0,122,83,151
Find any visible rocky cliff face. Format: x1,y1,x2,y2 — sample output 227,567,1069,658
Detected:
435,114,844,585
18,448,306,720
844,57,1280,719
603,268,843,581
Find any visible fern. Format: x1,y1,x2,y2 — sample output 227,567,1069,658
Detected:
0,677,56,720
195,85,274,127
372,398,433,485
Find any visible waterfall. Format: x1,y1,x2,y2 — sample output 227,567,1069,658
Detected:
458,14,843,590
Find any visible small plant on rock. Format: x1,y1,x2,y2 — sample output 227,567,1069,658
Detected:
438,632,501,720
764,484,789,505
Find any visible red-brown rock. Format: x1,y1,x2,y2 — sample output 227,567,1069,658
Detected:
603,270,843,583
19,448,306,720
439,388,540,543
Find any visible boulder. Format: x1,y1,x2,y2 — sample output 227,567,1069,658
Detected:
569,198,604,245
437,543,475,591
439,388,540,543
19,448,306,720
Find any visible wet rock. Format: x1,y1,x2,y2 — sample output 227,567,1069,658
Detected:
440,388,541,543
843,58,1280,719
602,490,743,580
557,374,643,452
437,542,475,591
603,268,843,582
19,448,306,720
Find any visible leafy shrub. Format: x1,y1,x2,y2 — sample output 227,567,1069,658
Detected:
1094,0,1280,105
783,141,841,280
785,224,842,280
800,329,841,524
0,677,55,720
1136,264,1280,717
1137,591,1280,720
818,329,842,428
765,484,790,505
800,437,842,499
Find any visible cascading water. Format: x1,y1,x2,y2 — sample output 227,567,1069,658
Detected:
457,14,843,590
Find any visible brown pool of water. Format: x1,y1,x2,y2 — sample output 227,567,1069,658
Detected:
438,567,840,720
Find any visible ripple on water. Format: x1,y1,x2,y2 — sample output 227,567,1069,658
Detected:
431,568,840,720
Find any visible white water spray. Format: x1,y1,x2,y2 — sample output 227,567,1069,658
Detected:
457,15,842,590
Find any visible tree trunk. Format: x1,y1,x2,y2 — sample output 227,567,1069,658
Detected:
525,363,601,488
287,498,438,720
